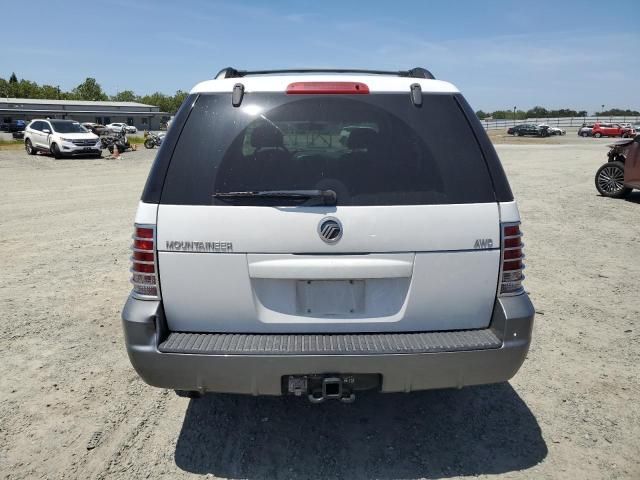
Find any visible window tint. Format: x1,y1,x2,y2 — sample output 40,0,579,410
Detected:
161,93,496,206
30,121,42,131
50,121,86,133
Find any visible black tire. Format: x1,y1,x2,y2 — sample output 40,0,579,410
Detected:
25,139,36,155
175,390,203,399
108,145,114,154
594,132,602,138
595,161,631,198
50,143,62,159
144,139,155,149
581,132,589,137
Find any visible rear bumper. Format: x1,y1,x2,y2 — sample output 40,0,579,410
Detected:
121,295,534,395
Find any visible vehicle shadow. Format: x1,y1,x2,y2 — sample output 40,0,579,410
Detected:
174,383,546,479
34,152,105,160
624,191,640,204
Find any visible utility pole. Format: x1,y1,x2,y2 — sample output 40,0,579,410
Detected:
513,106,517,126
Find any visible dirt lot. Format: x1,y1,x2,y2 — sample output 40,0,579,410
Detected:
1,141,639,480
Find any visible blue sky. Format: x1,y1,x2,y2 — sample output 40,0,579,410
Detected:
1,0,638,112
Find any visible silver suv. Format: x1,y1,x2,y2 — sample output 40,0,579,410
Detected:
122,67,534,402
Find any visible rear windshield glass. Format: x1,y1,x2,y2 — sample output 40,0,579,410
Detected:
161,93,495,206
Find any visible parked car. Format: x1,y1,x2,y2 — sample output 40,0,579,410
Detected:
24,119,102,158
106,122,137,134
507,123,549,137
121,67,534,402
1,120,27,132
591,122,635,138
595,135,640,198
81,122,109,136
578,124,594,137
538,124,565,136
12,131,25,139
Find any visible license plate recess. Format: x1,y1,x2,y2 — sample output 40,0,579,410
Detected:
296,280,364,316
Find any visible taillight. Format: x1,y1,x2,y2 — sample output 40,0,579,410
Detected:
130,224,159,299
286,82,370,94
500,222,525,295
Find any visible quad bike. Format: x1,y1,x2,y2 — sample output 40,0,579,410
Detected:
594,135,640,198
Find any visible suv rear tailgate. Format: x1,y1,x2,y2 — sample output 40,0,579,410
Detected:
154,91,503,334
157,203,500,333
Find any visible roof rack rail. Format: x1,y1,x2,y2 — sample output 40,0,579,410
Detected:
214,67,435,80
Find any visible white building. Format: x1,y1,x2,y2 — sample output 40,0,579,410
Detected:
0,98,169,130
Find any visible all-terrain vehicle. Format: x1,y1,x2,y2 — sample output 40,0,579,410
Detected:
122,67,534,402
595,135,640,198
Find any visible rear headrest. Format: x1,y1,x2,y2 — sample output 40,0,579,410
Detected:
251,124,284,149
346,128,379,150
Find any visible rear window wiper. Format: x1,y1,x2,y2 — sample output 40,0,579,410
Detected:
212,189,337,205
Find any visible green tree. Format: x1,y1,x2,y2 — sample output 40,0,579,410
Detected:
475,110,489,119
0,77,9,98
595,108,640,116
111,90,137,102
71,77,108,101
526,106,549,118
138,92,168,110
14,79,40,98
40,84,61,99
138,90,189,114
170,90,188,113
9,72,17,83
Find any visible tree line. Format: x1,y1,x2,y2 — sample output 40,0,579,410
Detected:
475,106,639,120
1,72,188,114
4,72,637,119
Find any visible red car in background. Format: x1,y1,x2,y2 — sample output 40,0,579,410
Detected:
591,122,636,138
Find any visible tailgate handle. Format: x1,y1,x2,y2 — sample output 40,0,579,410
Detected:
248,257,413,279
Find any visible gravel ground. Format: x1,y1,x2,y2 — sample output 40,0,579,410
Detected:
0,141,639,479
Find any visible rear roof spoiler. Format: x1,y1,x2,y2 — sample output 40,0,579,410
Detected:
214,67,435,80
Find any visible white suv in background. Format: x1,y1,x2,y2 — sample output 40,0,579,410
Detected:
106,122,137,133
24,119,102,158
122,67,535,403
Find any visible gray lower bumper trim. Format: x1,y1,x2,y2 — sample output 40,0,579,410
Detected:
159,330,501,355
121,294,535,394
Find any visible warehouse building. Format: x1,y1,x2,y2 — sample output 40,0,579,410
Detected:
0,98,169,130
